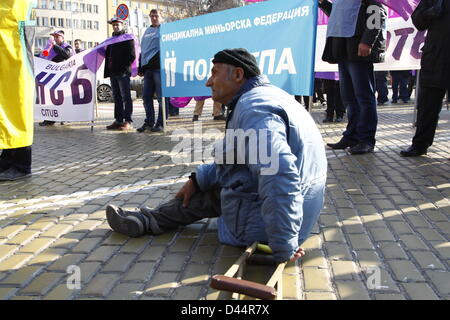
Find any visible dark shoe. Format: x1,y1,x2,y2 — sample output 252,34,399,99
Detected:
322,117,333,123
60,122,65,125
400,145,427,157
0,167,31,181
213,114,226,121
119,121,132,131
137,123,151,133
401,99,409,104
151,126,162,132
349,143,374,155
39,120,55,127
106,121,123,130
392,100,398,104
192,115,199,122
335,116,344,123
327,140,357,150
106,205,149,237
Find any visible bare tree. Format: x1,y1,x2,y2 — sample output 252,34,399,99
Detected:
164,0,247,22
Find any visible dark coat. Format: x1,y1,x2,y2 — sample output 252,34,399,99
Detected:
412,0,450,89
104,34,135,78
319,0,386,64
52,43,72,62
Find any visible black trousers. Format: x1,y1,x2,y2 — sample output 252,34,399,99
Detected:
0,146,32,173
412,86,447,149
324,79,345,118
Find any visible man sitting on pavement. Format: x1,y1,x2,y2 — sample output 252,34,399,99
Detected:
105,48,327,263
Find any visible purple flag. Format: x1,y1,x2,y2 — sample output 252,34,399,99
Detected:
375,0,420,20
83,33,141,77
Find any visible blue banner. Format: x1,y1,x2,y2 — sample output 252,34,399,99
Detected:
160,0,318,97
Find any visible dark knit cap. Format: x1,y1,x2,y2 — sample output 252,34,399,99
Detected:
212,48,261,79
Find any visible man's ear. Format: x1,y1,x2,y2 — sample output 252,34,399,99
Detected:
234,67,245,82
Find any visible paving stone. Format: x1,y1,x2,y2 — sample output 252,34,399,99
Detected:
0,254,33,272
331,261,358,280
374,293,406,300
81,273,121,297
19,238,55,254
106,282,144,300
323,227,346,243
172,285,203,300
6,230,40,246
0,265,43,286
303,268,332,291
144,272,178,296
430,241,450,259
102,253,137,273
158,253,188,272
0,244,18,262
324,243,352,261
378,242,409,260
354,250,382,268
0,287,18,300
399,234,429,251
305,292,337,300
190,246,218,263
122,261,157,282
120,236,152,253
410,251,446,270
301,234,322,250
43,283,76,300
180,264,210,285
387,260,426,282
348,234,374,250
20,272,65,295
301,250,327,268
85,246,120,262
388,221,414,235
402,283,440,300
0,225,27,239
71,237,103,254
425,270,450,295
335,280,370,300
138,245,167,262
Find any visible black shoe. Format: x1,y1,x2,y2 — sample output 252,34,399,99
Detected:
137,123,151,133
327,140,357,150
151,126,162,132
39,120,55,127
192,115,199,122
335,116,344,123
400,145,427,157
213,114,226,121
392,100,398,104
322,117,333,123
0,167,31,181
106,205,150,237
349,143,374,155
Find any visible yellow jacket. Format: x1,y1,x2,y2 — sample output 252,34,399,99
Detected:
0,0,35,149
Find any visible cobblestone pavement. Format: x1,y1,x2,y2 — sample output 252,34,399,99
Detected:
0,99,449,300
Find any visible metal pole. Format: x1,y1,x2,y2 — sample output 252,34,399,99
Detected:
308,96,313,113
162,96,167,134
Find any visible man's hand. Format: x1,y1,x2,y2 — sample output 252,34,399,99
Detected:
175,179,197,208
358,43,372,57
289,247,306,262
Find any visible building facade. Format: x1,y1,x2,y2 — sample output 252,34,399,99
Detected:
33,0,108,53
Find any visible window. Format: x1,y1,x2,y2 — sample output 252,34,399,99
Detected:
58,18,64,27
113,0,118,6
65,1,71,11
66,18,71,28
40,0,47,9
57,1,63,10
42,17,49,26
87,20,92,29
73,19,79,29
50,17,56,26
94,21,99,30
88,42,93,48
80,3,85,12
81,20,86,29
49,0,55,9
93,5,98,14
72,2,78,12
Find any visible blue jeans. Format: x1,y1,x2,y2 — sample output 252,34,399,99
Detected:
338,61,378,146
142,69,168,127
110,74,133,123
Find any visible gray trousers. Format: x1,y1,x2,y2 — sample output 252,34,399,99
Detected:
141,189,221,234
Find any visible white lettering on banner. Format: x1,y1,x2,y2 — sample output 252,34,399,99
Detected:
162,27,204,42
170,48,298,85
165,50,177,87
195,59,208,81
254,6,310,26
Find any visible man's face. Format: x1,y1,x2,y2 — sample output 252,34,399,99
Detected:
74,41,80,49
150,11,160,27
206,63,242,104
53,34,64,45
112,22,123,33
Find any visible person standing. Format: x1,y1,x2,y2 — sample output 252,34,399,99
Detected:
105,18,136,131
74,39,84,53
319,0,386,155
400,0,450,157
39,30,73,127
192,98,225,121
137,9,167,133
321,72,345,123
375,71,389,105
0,0,35,181
391,70,410,103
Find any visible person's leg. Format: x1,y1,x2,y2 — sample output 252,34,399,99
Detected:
212,101,223,117
193,100,205,117
323,79,335,121
142,69,156,127
336,61,359,145
399,73,409,102
11,146,32,174
154,70,167,128
334,81,345,119
0,146,32,180
391,72,399,102
117,75,133,124
0,149,13,172
411,86,446,149
346,61,378,148
110,75,124,123
298,180,325,245
106,188,221,237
